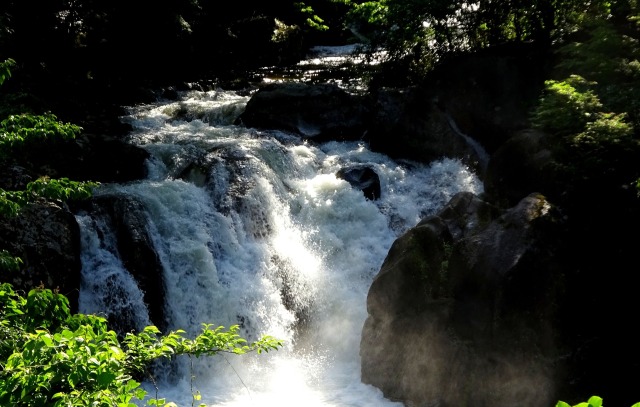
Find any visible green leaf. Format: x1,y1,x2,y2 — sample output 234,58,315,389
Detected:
587,396,603,407
68,372,79,388
97,371,116,387
40,334,54,347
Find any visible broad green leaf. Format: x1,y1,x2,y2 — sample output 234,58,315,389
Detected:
97,371,116,387
588,396,603,407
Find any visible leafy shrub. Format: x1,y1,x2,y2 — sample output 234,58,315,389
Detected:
553,17,640,127
0,113,82,157
0,283,282,407
531,75,603,136
0,177,99,218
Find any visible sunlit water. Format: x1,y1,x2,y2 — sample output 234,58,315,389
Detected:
258,44,383,91
76,62,483,407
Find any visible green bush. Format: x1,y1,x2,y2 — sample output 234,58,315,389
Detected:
0,283,282,407
0,112,82,157
0,177,100,218
531,75,603,136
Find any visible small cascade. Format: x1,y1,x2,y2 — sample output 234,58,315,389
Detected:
76,56,484,406
76,213,152,333
445,112,491,171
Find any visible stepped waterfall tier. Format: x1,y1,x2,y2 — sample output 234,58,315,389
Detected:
75,84,483,406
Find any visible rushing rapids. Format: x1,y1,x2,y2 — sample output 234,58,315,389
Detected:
75,48,484,407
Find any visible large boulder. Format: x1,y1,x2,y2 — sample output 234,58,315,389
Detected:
237,82,487,171
237,82,368,141
361,191,567,407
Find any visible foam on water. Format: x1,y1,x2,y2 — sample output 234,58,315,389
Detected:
77,85,483,407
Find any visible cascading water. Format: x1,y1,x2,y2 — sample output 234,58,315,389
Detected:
76,55,483,406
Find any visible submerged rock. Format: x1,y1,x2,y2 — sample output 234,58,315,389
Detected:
336,165,381,201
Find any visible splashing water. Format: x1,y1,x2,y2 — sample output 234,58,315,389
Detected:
76,86,483,407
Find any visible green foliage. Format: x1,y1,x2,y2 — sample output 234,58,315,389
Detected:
553,17,640,126
572,112,634,148
0,250,22,273
333,0,388,29
0,58,15,87
531,75,603,136
531,73,640,195
0,189,23,217
530,5,640,201
556,395,640,407
272,19,303,43
555,22,631,82
0,113,82,155
0,177,99,218
25,177,99,202
0,283,283,407
0,61,98,216
295,2,330,30
556,395,604,407
333,0,626,84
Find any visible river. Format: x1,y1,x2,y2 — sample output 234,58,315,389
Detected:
75,46,484,407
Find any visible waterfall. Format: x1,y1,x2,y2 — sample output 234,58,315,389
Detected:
76,69,483,406
445,112,490,171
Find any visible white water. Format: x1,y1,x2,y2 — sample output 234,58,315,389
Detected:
76,81,483,406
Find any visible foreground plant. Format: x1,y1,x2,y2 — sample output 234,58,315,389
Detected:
557,395,640,407
0,283,282,406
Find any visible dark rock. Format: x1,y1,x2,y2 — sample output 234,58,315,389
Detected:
0,164,35,191
361,191,567,407
58,134,150,183
484,128,559,207
177,146,274,239
0,200,82,311
237,82,489,172
366,87,484,170
270,254,314,337
336,165,381,200
7,134,149,187
410,42,550,156
237,82,368,141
